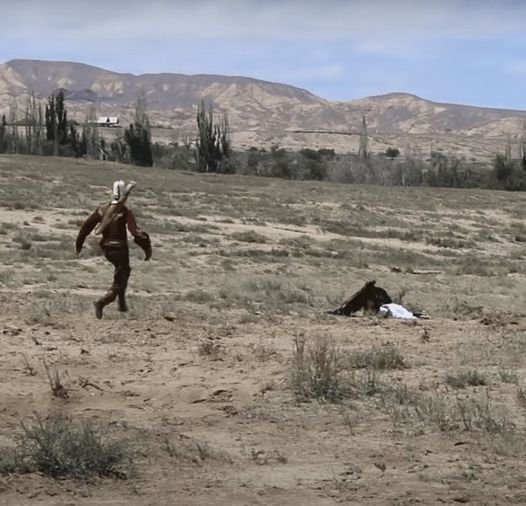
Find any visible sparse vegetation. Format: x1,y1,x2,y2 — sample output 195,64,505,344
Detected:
445,369,487,389
231,229,267,243
185,289,215,304
197,336,223,357
290,334,351,402
0,156,525,504
346,344,409,371
44,360,69,399
350,369,385,397
289,336,396,402
0,414,133,479
383,386,513,434
164,437,232,465
252,339,278,361
498,368,519,384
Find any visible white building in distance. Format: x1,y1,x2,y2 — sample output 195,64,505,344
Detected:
96,116,120,127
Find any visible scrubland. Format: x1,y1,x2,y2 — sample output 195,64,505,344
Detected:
1,155,526,505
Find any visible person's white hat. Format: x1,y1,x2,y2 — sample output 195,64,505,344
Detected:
111,180,126,204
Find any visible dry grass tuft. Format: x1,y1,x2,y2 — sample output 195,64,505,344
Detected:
383,386,513,434
44,360,69,399
290,334,351,402
346,344,409,371
164,437,232,465
445,369,487,389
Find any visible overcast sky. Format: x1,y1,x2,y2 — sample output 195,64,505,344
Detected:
2,0,526,109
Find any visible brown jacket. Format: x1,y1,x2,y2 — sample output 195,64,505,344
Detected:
76,203,140,253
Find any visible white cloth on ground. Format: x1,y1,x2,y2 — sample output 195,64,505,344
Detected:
379,303,416,320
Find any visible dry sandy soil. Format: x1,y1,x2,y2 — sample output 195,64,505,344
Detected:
1,155,526,505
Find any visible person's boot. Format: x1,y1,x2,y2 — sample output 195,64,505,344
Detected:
118,293,128,312
94,289,116,319
93,299,105,319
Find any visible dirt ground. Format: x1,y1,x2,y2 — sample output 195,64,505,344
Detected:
1,155,526,505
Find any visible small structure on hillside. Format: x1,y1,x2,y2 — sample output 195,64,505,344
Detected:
96,116,120,128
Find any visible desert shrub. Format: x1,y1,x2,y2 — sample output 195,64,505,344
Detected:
498,369,519,384
12,233,32,250
251,339,278,361
185,289,214,304
479,310,517,327
350,369,385,397
346,344,409,370
384,382,418,406
164,437,231,464
382,386,513,434
0,414,133,479
517,385,526,408
425,234,469,249
456,396,513,433
197,337,223,357
28,294,87,324
445,369,487,389
290,335,351,402
44,361,69,399
231,230,267,243
453,257,506,277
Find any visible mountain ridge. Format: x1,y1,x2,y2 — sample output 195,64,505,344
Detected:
1,58,524,161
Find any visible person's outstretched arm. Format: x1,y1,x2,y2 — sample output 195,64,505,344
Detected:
76,207,102,254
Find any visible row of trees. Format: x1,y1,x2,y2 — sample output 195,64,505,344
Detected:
0,90,154,166
189,108,526,190
152,139,516,189
239,146,526,190
1,91,525,191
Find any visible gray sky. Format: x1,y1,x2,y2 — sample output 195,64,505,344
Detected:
2,0,526,108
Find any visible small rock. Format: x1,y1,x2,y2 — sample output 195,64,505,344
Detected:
374,462,387,472
222,405,238,416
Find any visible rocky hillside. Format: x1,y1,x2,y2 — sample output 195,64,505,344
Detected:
1,59,525,160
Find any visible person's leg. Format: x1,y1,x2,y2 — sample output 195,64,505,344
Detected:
94,247,130,319
118,292,128,312
117,260,131,312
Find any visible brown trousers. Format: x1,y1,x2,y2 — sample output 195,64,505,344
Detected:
99,246,131,309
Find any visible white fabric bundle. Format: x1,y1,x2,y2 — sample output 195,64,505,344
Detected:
379,303,416,320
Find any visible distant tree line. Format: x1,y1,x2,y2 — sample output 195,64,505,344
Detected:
152,106,526,191
0,90,153,166
155,141,526,191
1,92,526,191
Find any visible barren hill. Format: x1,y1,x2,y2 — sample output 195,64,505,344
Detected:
1,59,525,160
